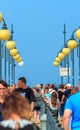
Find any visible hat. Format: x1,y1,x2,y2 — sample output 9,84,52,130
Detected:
66,83,71,86
36,84,41,88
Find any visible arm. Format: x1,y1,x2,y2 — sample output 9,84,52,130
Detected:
61,95,65,102
60,94,66,105
30,101,34,118
31,101,34,112
63,109,72,130
29,89,35,112
78,82,80,92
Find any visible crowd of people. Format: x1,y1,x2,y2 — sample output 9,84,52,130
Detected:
0,77,80,130
0,77,40,130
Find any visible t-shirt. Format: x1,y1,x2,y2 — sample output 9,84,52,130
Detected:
63,89,71,103
15,87,35,103
58,89,64,102
65,92,80,129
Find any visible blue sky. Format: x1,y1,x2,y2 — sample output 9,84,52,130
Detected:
0,0,80,87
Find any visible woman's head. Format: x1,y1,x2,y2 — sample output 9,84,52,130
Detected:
0,80,8,88
71,86,77,94
0,80,8,100
51,91,57,106
2,92,31,120
36,88,40,93
59,84,65,89
44,85,49,93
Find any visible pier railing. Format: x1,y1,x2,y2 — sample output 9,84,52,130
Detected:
40,97,64,130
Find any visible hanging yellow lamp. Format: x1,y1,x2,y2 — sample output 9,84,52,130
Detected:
0,29,11,41
53,61,59,66
13,54,21,60
0,12,3,22
55,57,61,62
58,52,65,60
6,40,16,50
68,39,78,50
0,19,11,40
62,47,70,56
10,48,18,56
76,29,80,40
16,57,22,62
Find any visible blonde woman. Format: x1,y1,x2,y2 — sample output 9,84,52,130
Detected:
49,91,60,117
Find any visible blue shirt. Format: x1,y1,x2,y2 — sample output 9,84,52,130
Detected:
44,93,51,98
65,92,80,129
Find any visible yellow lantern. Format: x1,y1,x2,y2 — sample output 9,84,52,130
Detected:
68,40,78,50
0,29,11,40
16,57,22,62
53,61,59,66
10,49,18,56
0,12,3,22
6,40,16,50
62,47,70,56
58,53,65,60
76,29,80,40
55,57,61,62
13,54,21,60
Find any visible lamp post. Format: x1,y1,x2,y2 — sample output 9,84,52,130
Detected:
60,24,67,84
0,41,2,80
6,24,16,85
0,12,17,85
11,58,16,84
54,24,71,84
75,28,80,82
0,12,11,80
60,24,69,84
10,24,16,85
62,24,70,84
71,50,74,85
4,45,7,82
8,49,10,85
66,54,70,83
62,46,70,83
0,12,24,85
68,33,78,85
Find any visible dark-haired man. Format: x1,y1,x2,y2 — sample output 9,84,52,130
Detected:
16,77,35,113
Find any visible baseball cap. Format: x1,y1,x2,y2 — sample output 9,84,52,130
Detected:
66,83,71,86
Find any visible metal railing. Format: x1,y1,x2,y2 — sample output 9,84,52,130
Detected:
40,97,64,130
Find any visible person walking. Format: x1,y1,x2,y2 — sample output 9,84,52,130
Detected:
34,88,41,124
58,84,65,120
63,90,80,130
16,77,35,116
49,91,60,117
